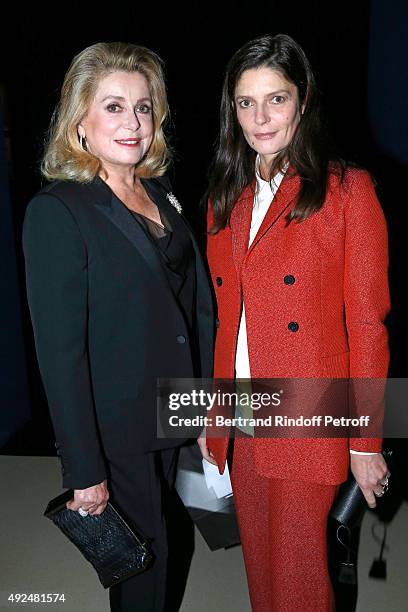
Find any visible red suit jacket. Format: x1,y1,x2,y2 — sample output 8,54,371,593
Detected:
207,168,390,484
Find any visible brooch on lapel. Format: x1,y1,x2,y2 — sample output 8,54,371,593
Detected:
166,192,182,214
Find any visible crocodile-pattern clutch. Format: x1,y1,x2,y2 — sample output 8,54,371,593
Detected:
44,490,153,588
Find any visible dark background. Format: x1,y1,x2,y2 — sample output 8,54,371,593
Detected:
0,1,407,606
2,0,407,451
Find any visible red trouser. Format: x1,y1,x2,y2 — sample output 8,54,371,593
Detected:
231,436,337,612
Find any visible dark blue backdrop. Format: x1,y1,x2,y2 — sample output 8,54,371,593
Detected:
0,109,30,446
1,0,407,449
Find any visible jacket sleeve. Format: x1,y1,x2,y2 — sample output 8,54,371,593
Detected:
343,170,390,452
23,192,107,489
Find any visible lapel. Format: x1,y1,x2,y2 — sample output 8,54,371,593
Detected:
141,176,204,270
246,171,300,257
141,177,213,306
88,176,173,296
230,171,301,277
230,183,254,278
145,178,215,304
141,177,214,376
140,177,184,234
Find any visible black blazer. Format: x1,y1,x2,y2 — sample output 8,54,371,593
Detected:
23,175,214,489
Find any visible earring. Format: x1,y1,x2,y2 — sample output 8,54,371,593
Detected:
79,134,86,150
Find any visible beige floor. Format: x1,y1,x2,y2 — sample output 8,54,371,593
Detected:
0,456,406,611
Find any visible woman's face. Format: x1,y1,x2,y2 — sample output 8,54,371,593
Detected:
234,67,302,167
78,70,153,173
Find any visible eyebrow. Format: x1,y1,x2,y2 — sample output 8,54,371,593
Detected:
100,95,152,103
235,89,291,99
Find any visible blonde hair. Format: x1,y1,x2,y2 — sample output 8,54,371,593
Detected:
42,42,171,182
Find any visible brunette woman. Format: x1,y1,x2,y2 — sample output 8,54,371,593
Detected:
199,33,390,611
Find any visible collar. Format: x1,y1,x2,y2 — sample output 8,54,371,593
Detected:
255,155,288,198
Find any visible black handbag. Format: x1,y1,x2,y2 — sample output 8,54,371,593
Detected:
44,490,153,588
330,449,392,528
329,449,393,584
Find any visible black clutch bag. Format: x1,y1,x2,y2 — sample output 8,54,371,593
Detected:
330,449,392,528
44,490,153,588
330,476,366,528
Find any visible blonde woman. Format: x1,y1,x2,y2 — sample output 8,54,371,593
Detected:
23,42,213,611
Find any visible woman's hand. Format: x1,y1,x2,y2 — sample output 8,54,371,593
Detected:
197,435,218,466
350,454,390,508
66,479,109,516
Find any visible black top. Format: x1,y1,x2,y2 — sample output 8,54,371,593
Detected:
127,201,197,362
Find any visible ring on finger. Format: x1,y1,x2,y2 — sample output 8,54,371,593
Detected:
377,476,389,494
78,507,89,517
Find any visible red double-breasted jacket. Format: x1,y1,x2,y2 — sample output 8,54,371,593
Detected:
206,167,390,484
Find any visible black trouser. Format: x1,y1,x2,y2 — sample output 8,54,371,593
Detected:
108,447,193,612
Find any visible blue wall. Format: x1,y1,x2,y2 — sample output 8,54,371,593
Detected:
368,0,408,164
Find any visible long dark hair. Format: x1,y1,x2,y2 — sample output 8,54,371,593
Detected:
207,33,345,232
